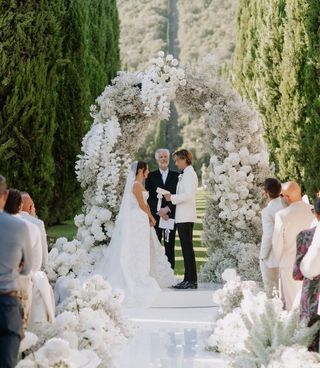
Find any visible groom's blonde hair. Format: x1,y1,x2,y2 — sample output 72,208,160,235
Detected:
173,149,193,165
155,148,170,161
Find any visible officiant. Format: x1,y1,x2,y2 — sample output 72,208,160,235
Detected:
146,149,179,269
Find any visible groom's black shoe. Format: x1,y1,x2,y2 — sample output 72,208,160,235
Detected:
173,281,198,290
172,280,187,289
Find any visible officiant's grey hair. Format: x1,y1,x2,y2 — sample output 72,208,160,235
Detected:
155,148,170,160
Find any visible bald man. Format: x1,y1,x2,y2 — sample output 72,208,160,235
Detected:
272,182,314,310
20,193,48,268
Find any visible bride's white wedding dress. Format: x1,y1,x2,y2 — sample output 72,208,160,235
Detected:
96,164,176,308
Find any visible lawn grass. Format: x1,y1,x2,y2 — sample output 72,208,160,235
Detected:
47,189,209,276
47,219,77,244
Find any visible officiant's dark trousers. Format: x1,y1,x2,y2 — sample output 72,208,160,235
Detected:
155,226,176,270
177,222,197,282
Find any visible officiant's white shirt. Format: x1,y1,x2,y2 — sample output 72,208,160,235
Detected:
171,165,198,223
159,168,169,184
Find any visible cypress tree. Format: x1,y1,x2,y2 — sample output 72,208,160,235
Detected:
0,0,120,223
233,0,320,197
290,0,320,196
276,0,309,184
232,0,261,102
0,0,64,221
254,0,286,167
279,0,320,196
50,0,120,223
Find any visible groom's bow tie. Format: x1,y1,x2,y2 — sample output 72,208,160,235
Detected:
181,170,184,175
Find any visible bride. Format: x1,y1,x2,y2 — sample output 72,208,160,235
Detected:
96,161,176,307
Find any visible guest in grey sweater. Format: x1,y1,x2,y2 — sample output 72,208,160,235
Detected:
0,175,33,368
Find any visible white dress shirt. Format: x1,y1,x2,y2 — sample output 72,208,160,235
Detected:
159,168,169,185
171,165,198,223
20,211,48,268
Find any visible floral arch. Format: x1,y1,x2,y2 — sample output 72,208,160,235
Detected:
48,52,272,286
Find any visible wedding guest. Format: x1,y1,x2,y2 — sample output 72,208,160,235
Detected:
299,192,320,279
272,182,314,310
5,189,42,272
165,149,198,289
293,197,320,351
300,223,320,279
5,189,55,328
21,192,48,268
0,176,33,367
146,149,179,269
5,189,42,328
259,178,285,297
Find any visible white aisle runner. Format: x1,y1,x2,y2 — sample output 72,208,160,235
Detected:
115,285,230,368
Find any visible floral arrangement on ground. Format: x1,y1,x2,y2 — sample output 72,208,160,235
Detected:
209,275,320,367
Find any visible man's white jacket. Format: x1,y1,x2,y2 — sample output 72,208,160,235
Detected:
260,197,285,268
171,165,198,223
272,201,314,268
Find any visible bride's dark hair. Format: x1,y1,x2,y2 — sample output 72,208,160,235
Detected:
136,161,148,175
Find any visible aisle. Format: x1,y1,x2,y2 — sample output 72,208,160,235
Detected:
115,285,229,368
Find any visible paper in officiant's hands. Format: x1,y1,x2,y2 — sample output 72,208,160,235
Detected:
156,187,170,196
159,217,175,230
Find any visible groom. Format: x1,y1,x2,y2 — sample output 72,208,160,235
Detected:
165,149,199,289
146,149,179,269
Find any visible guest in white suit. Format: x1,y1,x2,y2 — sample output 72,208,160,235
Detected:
20,192,48,269
4,189,54,327
260,178,285,297
4,189,42,327
165,149,198,289
272,182,314,310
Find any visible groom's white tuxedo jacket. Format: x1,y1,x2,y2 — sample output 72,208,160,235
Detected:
171,165,198,223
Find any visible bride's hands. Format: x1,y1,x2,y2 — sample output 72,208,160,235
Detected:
150,217,157,227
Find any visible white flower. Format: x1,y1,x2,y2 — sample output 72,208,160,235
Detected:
171,59,179,66
19,332,38,353
74,214,85,227
97,208,112,222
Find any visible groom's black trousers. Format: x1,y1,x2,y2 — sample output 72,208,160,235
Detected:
177,222,197,282
155,225,176,270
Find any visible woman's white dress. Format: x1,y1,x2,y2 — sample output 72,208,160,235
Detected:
96,187,176,307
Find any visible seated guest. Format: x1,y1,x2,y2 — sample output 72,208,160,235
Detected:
259,178,285,297
272,182,314,310
0,176,33,367
5,189,55,327
21,192,48,269
293,197,320,351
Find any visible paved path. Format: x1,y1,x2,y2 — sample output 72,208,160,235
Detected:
115,285,230,368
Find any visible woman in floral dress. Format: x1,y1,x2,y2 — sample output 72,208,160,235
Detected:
293,198,320,351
